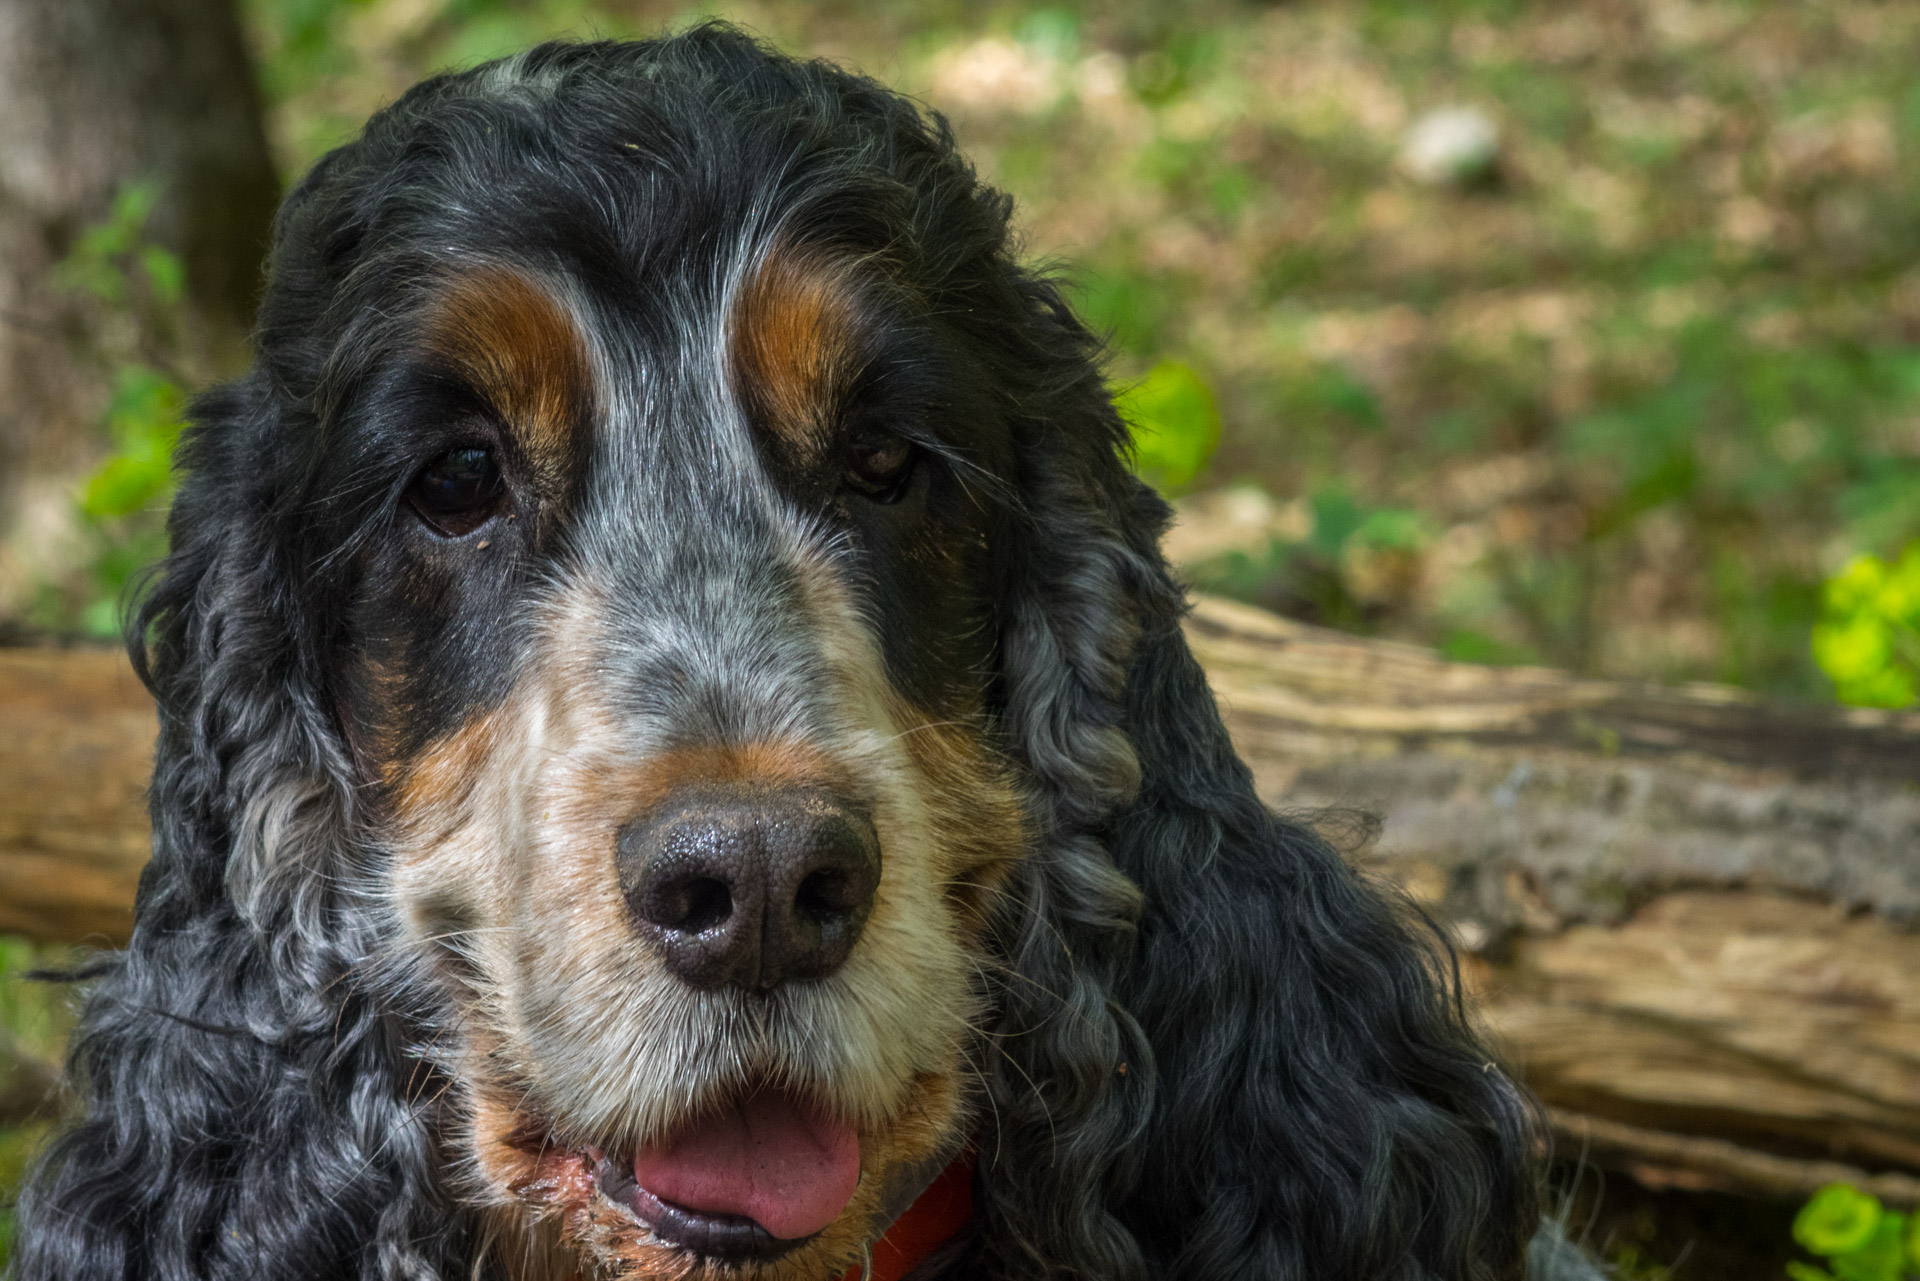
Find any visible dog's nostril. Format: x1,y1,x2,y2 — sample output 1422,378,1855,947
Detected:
647,876,733,933
795,868,855,919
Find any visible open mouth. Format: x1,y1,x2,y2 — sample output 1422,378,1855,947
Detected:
579,1086,863,1263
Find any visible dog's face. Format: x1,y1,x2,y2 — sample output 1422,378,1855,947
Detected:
298,56,1039,1280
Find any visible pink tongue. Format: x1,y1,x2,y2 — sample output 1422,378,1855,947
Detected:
632,1090,860,1240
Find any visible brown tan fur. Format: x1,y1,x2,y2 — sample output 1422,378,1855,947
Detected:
425,266,592,495
884,712,1025,927
729,247,865,463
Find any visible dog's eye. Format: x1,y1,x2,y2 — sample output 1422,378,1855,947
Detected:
844,437,916,502
409,447,504,536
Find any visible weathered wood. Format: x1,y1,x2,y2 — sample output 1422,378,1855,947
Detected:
0,647,153,944
1486,893,1920,1182
6,598,1920,1200
1180,595,1920,1199
1185,595,1920,927
1545,1107,1920,1207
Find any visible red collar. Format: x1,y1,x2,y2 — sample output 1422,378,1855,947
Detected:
838,1151,974,1281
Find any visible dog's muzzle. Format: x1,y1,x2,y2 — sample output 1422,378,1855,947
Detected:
603,786,881,1249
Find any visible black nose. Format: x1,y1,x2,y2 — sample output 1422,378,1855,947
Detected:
616,788,881,991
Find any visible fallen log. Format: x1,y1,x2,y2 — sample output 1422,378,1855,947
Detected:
6,598,1920,1203
1183,595,1920,1203
1545,1107,1920,1207
0,648,152,945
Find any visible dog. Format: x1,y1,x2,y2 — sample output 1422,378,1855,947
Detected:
13,26,1598,1281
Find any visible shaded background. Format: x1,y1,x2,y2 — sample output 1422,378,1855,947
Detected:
16,0,1920,699
7,0,1920,1275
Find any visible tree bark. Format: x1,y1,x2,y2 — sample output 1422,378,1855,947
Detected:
8,595,1920,1200
0,0,277,612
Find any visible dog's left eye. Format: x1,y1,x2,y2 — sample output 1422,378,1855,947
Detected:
844,437,916,502
409,447,504,536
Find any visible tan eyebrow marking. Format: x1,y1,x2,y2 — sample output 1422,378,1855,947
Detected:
730,245,864,462
424,265,591,493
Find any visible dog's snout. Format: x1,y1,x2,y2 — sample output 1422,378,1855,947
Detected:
616,789,880,990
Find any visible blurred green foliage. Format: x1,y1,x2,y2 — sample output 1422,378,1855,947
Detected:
70,371,186,638
1118,360,1220,494
1788,1184,1920,1281
53,184,187,310
32,185,188,639
43,0,1920,706
1812,547,1920,707
1189,487,1430,634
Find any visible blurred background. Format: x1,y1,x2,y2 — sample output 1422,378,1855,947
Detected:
13,0,1920,701
5,0,1920,1275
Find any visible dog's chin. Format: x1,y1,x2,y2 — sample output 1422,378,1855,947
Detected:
461,1046,973,1281
471,1073,965,1281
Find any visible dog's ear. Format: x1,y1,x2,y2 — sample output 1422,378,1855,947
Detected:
9,374,461,1280
128,372,364,939
968,277,1539,1281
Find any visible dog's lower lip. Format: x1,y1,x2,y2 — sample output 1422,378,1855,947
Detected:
588,1149,809,1261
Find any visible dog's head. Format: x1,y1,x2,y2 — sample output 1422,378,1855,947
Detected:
150,29,1140,1280
59,26,1539,1281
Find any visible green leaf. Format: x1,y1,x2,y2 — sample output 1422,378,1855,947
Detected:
1831,1211,1907,1281
1308,489,1364,557
104,367,185,447
1795,1184,1884,1257
1118,361,1220,494
139,247,186,304
1078,266,1173,356
1785,1263,1838,1281
79,597,121,641
1438,629,1539,666
108,181,160,235
80,450,172,520
54,246,126,302
1353,507,1428,551
77,367,183,521
52,179,176,312
1813,551,1920,707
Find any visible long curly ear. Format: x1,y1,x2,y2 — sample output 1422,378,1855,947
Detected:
9,374,462,1280
967,279,1540,1281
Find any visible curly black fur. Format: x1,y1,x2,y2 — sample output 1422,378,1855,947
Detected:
12,26,1571,1281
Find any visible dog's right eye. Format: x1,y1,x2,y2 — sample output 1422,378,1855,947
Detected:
843,436,916,503
409,447,504,536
